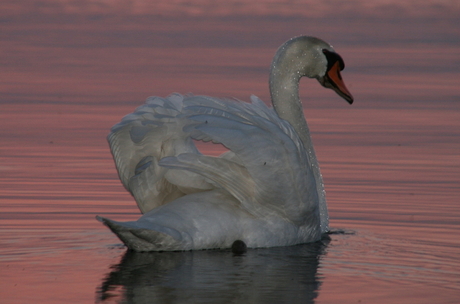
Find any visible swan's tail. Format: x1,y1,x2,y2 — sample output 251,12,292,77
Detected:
96,216,185,252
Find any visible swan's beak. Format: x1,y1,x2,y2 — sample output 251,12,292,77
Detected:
319,61,354,104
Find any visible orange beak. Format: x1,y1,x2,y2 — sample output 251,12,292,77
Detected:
320,61,354,104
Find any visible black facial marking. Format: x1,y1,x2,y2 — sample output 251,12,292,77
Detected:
322,49,345,71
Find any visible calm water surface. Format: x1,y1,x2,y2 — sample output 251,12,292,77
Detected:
1,1,459,303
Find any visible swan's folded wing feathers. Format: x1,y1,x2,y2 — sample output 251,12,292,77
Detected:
108,94,314,224
128,155,173,213
185,115,257,147
107,95,206,213
107,125,140,190
159,154,257,213
184,105,252,125
181,103,312,223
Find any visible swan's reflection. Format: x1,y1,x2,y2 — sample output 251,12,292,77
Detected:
97,236,330,303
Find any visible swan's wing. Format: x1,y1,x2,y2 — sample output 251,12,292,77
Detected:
159,153,256,214
108,94,320,226
175,95,319,225
107,94,214,213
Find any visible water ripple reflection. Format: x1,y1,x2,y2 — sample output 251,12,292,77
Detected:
97,237,330,304
322,229,460,292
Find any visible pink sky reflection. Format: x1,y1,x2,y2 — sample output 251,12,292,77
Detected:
1,0,459,302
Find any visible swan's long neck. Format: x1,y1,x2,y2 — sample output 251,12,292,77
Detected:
269,71,311,147
269,37,329,233
269,39,314,152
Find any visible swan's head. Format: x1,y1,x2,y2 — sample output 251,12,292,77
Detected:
317,48,354,104
271,36,354,104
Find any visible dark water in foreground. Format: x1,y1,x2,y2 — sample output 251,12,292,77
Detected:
1,1,460,303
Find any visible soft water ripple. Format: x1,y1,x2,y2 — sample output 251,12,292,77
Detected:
1,1,459,303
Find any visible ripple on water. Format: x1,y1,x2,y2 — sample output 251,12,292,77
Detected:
320,227,460,295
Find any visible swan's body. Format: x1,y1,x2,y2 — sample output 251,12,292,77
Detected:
98,36,353,251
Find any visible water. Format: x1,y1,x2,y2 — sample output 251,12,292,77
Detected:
1,1,459,303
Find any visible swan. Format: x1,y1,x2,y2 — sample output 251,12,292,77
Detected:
97,36,353,252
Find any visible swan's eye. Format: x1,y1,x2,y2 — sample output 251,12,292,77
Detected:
322,49,345,71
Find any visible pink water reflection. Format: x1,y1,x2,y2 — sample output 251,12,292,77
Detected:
1,0,460,303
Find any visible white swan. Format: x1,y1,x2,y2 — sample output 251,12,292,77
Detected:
97,36,353,252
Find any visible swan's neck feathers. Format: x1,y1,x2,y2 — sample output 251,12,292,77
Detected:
269,37,325,146
269,36,330,233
